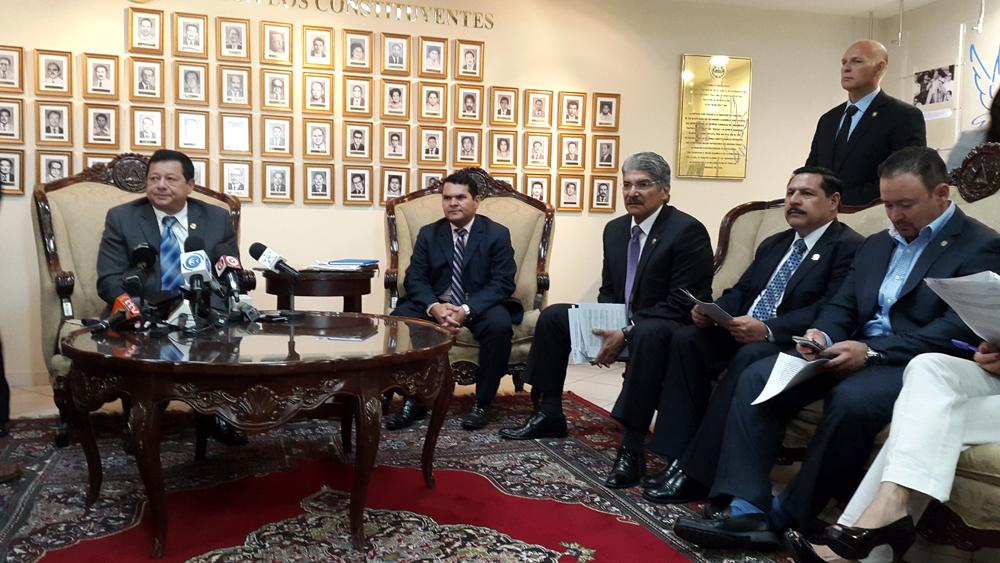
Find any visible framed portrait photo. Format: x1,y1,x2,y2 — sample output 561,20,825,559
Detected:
524,89,553,129
0,149,24,195
489,130,517,169
262,114,293,157
490,86,518,127
175,109,209,154
83,104,118,149
219,113,252,155
130,106,164,150
304,164,334,204
190,157,208,186
35,49,72,97
303,26,334,69
128,7,164,55
262,161,294,203
558,133,586,171
452,128,482,167
302,72,333,115
491,172,517,193
523,132,552,170
343,29,373,73
343,75,372,118
261,69,292,112
556,174,584,211
523,174,551,205
380,79,410,121
418,36,447,79
0,46,24,94
260,21,293,66
454,39,484,82
417,81,447,123
36,101,72,146
343,121,372,162
558,91,587,130
217,17,250,62
381,33,410,76
220,160,252,201
380,124,409,164
303,118,333,159
84,153,116,170
218,65,251,108
0,98,23,144
590,176,617,213
173,12,208,58
417,169,446,191
175,61,209,105
417,126,446,166
453,83,483,125
129,57,164,103
592,135,620,173
381,167,409,204
344,165,374,205
83,53,118,100
592,92,621,131
38,151,73,185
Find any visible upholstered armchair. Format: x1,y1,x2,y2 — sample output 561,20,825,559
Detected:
384,167,555,391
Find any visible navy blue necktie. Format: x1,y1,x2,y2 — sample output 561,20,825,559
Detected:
449,228,468,305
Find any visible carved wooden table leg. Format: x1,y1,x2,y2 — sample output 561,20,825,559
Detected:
128,397,167,559
343,295,363,313
421,359,454,489
350,394,382,549
72,406,103,506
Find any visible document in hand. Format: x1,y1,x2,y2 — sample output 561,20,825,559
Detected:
925,271,1000,344
751,352,830,405
680,288,734,327
567,303,628,364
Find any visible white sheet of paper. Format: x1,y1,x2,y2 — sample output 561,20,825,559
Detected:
567,303,629,364
681,288,734,327
751,352,830,405
925,271,1000,344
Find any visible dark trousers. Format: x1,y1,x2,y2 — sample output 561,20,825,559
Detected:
521,303,573,394
0,337,8,426
616,318,685,439
711,354,903,528
392,301,512,406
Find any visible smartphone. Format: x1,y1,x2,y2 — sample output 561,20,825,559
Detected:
792,335,825,352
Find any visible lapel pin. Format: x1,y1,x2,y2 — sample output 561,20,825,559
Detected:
650,238,658,246
190,223,198,230
811,253,820,261
941,240,948,247
872,111,878,117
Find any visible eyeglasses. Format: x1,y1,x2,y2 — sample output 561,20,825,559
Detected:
622,180,660,191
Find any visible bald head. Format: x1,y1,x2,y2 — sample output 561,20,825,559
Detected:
841,40,888,101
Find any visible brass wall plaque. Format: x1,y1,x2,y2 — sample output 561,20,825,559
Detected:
676,54,751,179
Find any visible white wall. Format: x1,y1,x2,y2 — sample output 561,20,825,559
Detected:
1,0,860,385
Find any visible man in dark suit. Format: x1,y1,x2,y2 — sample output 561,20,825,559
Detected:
641,166,864,504
499,152,715,489
675,147,1000,550
386,170,521,431
806,40,926,206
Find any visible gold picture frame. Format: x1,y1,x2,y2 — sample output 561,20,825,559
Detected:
303,118,334,159
488,130,517,169
38,150,73,185
557,91,587,130
592,134,620,173
220,159,253,201
261,68,293,112
417,81,447,123
219,112,252,156
175,60,209,105
343,121,372,162
218,65,251,109
343,165,374,205
381,32,411,76
173,12,208,59
262,161,294,203
452,128,482,167
82,53,119,100
0,148,25,195
303,164,335,204
35,49,72,97
556,174,584,212
130,106,164,151
302,72,333,115
417,36,447,79
524,89,553,129
217,17,251,62
416,168,447,191
490,86,518,127
380,123,409,165
343,29,374,73
590,176,618,213
454,39,484,82
128,7,164,55
453,83,484,125
83,152,116,169
175,109,209,154
303,26,335,70
0,46,24,94
343,74,373,118
129,57,164,103
592,92,621,131
557,133,586,172
523,131,552,170
260,21,293,66
261,114,293,157
380,78,410,121
0,98,24,144
36,101,72,147
83,103,118,149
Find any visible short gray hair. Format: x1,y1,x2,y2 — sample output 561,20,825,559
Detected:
622,152,671,187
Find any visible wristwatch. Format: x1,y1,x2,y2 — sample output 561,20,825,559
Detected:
864,345,885,366
622,325,633,344
461,304,472,318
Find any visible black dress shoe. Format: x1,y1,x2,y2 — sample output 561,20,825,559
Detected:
604,447,645,489
385,398,426,430
498,412,568,440
784,529,827,563
674,513,780,550
642,470,710,504
641,458,678,489
703,497,730,520
209,416,249,446
460,404,490,430
823,516,915,562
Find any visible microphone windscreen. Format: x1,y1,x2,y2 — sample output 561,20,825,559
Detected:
130,244,158,268
249,242,266,260
185,236,205,253
123,275,143,296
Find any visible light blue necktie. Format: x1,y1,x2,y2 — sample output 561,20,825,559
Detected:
160,216,182,292
752,239,808,321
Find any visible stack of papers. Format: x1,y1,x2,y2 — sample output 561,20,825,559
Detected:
567,303,628,364
925,271,1000,344
752,353,830,404
307,259,380,272
681,289,734,327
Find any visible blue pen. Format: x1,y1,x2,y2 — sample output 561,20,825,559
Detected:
951,339,979,353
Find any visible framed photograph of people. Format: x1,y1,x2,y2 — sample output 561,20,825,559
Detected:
489,130,517,169
590,176,617,212
558,133,586,171
304,164,334,204
453,84,483,125
302,73,333,114
128,7,163,55
379,79,409,121
418,36,447,79
262,69,292,112
344,165,373,205
523,174,551,205
417,81,447,123
343,121,372,162
262,114,292,157
491,172,516,193
524,89,553,129
381,33,410,76
381,124,409,164
303,118,333,159
175,61,208,105
592,92,621,131
523,132,552,170
83,54,118,100
84,153,115,170
219,112,252,155
38,151,72,185
189,157,207,186
303,26,334,70
452,128,482,167
417,126,446,166
217,17,250,62
343,75,372,117
262,162,293,203
220,160,252,201
261,21,292,66
173,12,208,58
490,86,518,127
558,91,587,130
0,98,23,144
592,135,620,173
130,107,164,150
417,169,446,191
343,29,373,73
35,49,72,97
0,149,23,195
0,46,23,93
381,167,409,204
218,65,251,108
175,110,208,154
37,101,72,146
557,174,584,211
454,39,483,82
83,104,118,149
129,57,164,103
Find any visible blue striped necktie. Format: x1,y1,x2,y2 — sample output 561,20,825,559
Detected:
449,228,468,305
160,216,182,292
752,238,808,321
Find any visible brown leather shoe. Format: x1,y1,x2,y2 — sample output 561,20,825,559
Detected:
0,463,22,484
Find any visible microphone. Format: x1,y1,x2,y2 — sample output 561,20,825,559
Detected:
213,252,244,297
181,237,212,321
88,293,142,332
131,244,158,270
122,244,158,302
249,242,300,281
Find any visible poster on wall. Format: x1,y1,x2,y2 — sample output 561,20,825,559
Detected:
913,65,955,106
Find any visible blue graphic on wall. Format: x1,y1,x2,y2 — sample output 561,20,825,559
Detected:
970,42,999,126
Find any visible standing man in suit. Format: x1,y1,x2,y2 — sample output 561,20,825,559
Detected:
675,147,1000,550
642,166,864,504
500,152,715,489
387,171,521,431
806,40,926,206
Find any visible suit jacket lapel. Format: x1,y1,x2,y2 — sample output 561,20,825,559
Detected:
783,221,840,296
630,206,671,302
858,232,896,315
140,202,161,249
462,217,485,268
898,207,965,299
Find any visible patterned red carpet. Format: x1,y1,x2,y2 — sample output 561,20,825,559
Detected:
0,393,787,562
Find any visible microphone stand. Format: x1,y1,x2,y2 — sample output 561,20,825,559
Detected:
281,273,305,322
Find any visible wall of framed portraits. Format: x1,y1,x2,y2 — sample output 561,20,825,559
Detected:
0,0,869,385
